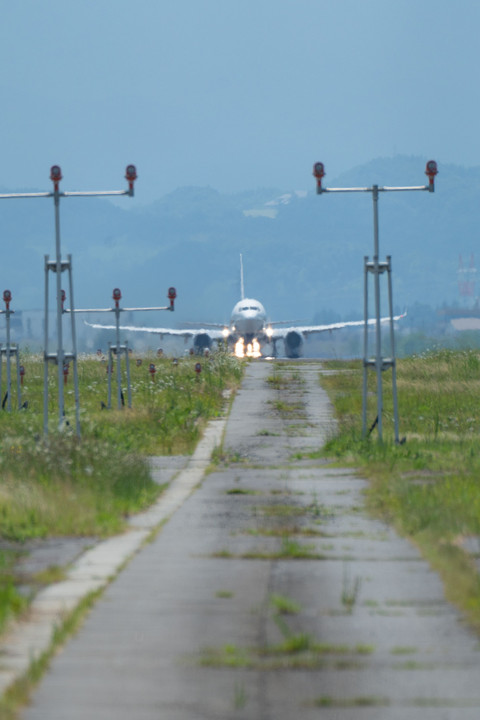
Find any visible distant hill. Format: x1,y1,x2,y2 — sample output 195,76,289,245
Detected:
0,156,477,340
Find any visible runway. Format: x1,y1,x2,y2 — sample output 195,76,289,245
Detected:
19,361,480,719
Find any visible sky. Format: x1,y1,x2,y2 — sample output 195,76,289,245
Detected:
1,0,480,204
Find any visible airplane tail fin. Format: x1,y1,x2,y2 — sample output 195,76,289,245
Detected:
240,253,245,300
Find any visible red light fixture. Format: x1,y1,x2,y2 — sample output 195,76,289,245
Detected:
50,165,62,191
3,290,12,309
125,165,137,194
313,162,325,194
113,288,122,308
425,160,438,192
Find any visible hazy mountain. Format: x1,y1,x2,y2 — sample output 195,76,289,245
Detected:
0,156,476,338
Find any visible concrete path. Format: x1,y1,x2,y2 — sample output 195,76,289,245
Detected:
18,361,480,718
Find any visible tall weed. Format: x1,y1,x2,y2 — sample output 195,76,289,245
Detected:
0,350,243,540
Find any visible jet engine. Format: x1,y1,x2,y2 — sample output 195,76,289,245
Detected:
193,333,212,354
284,331,303,358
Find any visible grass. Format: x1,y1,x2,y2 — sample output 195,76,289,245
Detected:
0,434,159,541
312,695,390,708
270,593,301,615
266,366,307,425
341,564,362,614
319,348,480,633
0,350,242,539
238,538,325,561
31,565,67,585
0,349,243,635
254,504,305,518
198,639,373,671
266,369,304,391
198,585,374,674
246,526,329,538
9,349,242,453
279,536,317,558
199,644,252,668
0,552,28,634
209,448,246,466
226,488,259,495
391,646,418,655
270,399,305,417
311,694,480,709
0,587,104,719
233,681,247,710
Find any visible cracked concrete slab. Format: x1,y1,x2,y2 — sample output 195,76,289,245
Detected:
12,360,480,719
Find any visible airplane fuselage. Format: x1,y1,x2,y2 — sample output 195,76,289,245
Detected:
230,298,268,342
228,297,272,357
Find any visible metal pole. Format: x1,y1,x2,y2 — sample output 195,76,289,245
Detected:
0,166,137,434
43,256,50,435
67,256,81,436
107,343,113,409
362,256,369,437
372,186,383,441
125,341,132,408
387,256,400,443
15,347,21,411
313,161,437,443
5,307,11,412
64,287,174,412
115,307,122,409
53,189,65,430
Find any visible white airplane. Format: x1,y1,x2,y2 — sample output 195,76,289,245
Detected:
87,257,405,358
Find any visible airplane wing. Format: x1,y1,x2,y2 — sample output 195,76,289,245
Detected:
84,320,226,340
180,321,228,329
269,312,406,339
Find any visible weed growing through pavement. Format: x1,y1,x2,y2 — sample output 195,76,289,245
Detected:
245,526,329,538
320,349,480,632
341,564,362,614
279,536,317,559
311,695,390,708
266,368,305,391
0,585,104,719
226,488,259,495
31,565,67,586
233,681,247,710
270,593,301,616
310,491,322,517
210,449,246,466
198,583,374,674
270,399,305,418
0,551,28,634
198,638,373,672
